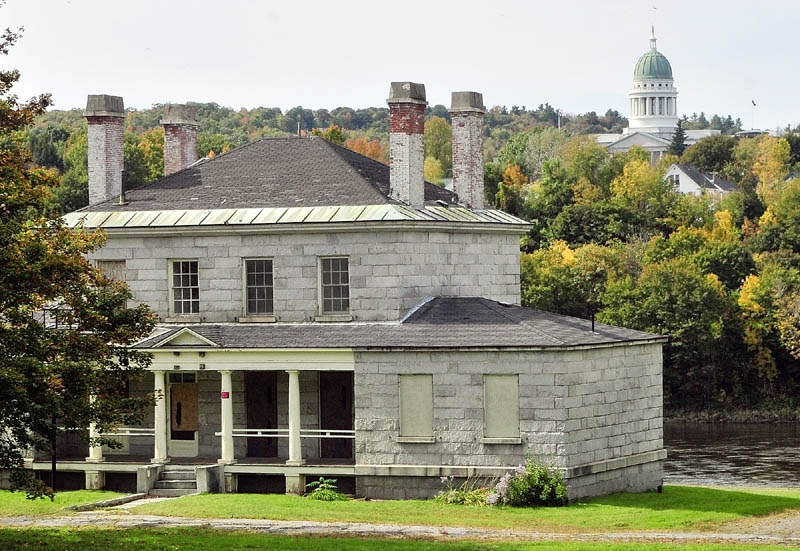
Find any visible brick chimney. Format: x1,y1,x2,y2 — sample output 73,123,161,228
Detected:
387,82,427,207
449,91,486,208
161,104,199,175
85,94,124,205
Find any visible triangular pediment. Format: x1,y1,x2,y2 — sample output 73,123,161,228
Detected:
606,132,670,150
152,327,218,348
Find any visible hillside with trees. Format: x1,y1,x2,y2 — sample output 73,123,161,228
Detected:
23,96,797,413
497,130,800,412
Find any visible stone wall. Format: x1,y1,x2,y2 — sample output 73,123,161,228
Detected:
560,343,663,468
89,228,521,323
354,350,572,469
354,343,664,499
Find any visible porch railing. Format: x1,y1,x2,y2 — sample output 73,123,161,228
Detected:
215,428,355,440
98,427,155,438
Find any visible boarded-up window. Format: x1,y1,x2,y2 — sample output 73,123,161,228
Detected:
96,260,126,281
484,375,520,439
399,374,433,437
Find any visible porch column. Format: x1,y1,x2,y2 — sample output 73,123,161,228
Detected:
152,370,168,463
85,394,104,463
286,370,304,466
220,370,235,464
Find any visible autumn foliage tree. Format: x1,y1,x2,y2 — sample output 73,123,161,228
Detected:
344,135,387,162
0,16,156,497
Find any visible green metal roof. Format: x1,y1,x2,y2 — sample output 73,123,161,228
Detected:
62,205,530,229
634,48,673,80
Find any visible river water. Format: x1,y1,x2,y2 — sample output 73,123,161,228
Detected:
664,421,800,487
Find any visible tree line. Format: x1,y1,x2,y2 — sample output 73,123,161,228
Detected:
491,129,800,411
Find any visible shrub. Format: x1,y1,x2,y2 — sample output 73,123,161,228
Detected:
304,477,349,501
433,476,490,506
488,458,568,507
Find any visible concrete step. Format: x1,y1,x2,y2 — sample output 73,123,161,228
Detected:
149,488,196,498
159,470,195,480
153,480,197,490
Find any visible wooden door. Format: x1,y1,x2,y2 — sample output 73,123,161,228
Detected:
319,371,354,459
170,383,198,440
245,371,278,458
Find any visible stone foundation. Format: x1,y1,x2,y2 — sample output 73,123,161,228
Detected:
566,458,664,501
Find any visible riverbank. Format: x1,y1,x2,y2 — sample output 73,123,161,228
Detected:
666,408,800,423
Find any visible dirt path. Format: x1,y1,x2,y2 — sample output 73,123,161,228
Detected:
3,511,800,545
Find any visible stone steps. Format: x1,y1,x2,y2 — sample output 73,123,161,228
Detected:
149,488,196,498
148,466,197,497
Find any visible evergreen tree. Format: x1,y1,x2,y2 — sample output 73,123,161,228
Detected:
668,119,688,156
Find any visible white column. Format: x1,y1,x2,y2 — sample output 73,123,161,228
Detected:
220,370,235,464
152,370,168,463
85,394,104,463
286,370,304,465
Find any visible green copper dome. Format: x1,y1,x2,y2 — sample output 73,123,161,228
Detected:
633,29,673,80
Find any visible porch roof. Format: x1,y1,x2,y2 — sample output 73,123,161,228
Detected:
135,297,665,350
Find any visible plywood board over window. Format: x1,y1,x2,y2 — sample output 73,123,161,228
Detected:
96,260,126,281
398,374,434,442
483,374,520,443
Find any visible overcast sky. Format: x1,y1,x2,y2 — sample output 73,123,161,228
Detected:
5,0,798,131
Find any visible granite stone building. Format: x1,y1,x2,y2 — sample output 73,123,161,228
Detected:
26,82,666,500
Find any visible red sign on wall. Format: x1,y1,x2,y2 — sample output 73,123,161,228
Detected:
221,391,230,399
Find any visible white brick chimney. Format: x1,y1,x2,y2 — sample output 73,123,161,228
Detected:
387,82,427,207
449,91,486,208
161,104,199,175
85,94,124,205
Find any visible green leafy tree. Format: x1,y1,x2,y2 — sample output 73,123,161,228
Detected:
423,117,452,177
525,127,568,180
600,259,745,407
668,119,688,156
0,17,157,497
197,133,235,158
423,156,443,186
680,134,736,176
49,128,88,213
311,125,345,145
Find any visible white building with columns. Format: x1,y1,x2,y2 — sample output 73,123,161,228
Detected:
597,27,718,163
17,84,666,501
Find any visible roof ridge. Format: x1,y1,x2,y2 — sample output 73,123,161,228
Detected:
79,137,278,211
316,138,394,202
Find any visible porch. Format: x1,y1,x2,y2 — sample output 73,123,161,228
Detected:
35,346,357,494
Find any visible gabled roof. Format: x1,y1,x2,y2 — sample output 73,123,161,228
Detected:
604,131,670,150
671,163,736,192
83,137,455,212
134,297,664,350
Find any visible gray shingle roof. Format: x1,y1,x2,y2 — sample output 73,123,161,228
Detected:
84,137,455,212
676,163,736,192
135,297,664,350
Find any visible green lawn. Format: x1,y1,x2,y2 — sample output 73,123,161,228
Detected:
129,486,800,533
0,490,124,516
0,528,793,551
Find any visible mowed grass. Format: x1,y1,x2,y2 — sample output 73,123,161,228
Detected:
0,490,124,516
129,485,800,533
0,528,793,551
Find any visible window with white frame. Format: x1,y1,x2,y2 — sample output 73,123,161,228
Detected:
171,260,199,315
244,258,274,316
319,257,349,314
483,374,520,439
